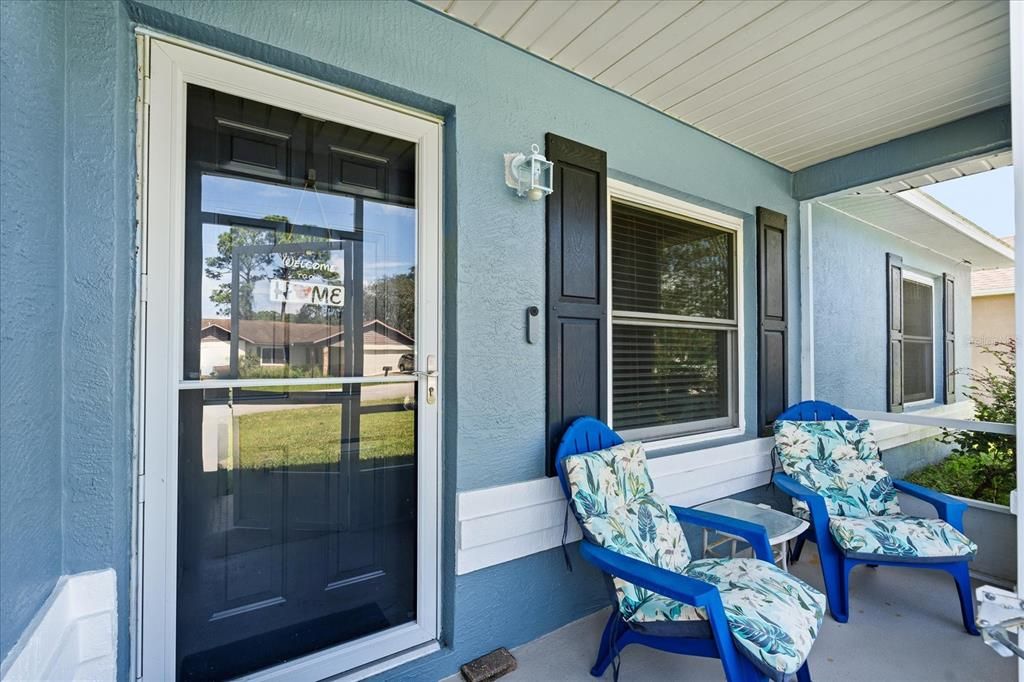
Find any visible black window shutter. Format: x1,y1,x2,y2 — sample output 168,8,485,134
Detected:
756,207,788,436
943,273,956,403
886,253,905,413
545,133,608,476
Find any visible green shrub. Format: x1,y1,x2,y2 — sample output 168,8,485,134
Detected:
237,351,324,379
906,340,1015,505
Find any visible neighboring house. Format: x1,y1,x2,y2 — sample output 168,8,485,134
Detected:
971,236,1016,376
0,2,1017,682
199,318,414,377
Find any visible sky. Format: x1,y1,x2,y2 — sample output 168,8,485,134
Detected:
919,166,1015,238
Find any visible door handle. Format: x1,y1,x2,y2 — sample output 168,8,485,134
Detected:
413,354,438,404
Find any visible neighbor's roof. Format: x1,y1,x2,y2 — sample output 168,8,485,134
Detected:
201,318,414,346
972,237,1015,296
819,189,1014,270
422,0,1010,171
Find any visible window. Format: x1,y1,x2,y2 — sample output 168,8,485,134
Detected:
260,345,287,365
611,196,739,441
902,275,934,403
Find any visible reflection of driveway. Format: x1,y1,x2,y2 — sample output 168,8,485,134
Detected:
230,381,415,415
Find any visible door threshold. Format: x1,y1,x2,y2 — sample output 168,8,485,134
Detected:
237,639,441,682
331,641,442,681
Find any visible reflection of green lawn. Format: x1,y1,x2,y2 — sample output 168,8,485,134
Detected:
237,404,414,468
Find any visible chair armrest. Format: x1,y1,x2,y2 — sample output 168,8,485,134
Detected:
774,474,831,520
671,506,774,562
774,474,835,549
893,479,967,530
577,541,723,610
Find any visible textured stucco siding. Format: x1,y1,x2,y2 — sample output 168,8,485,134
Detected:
812,202,973,411
0,0,68,660
0,0,136,670
119,4,798,678
128,0,801,491
4,1,993,679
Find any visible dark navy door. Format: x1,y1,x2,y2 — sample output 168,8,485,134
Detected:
175,85,420,681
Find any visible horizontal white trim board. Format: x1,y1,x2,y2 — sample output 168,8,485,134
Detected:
0,569,117,682
455,402,975,575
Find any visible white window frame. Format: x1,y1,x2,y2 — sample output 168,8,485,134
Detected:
901,269,937,406
135,33,443,682
606,179,746,450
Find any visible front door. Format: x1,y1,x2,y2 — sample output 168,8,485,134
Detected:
140,40,441,682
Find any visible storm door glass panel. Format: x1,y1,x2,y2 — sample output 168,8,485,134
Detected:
902,279,934,402
177,85,418,680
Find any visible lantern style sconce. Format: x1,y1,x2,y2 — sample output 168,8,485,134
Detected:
504,144,553,201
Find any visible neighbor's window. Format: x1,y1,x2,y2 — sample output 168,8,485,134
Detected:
260,346,287,365
902,275,934,402
611,199,738,441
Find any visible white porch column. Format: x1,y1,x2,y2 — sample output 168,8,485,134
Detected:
1011,1,1023,679
799,200,815,401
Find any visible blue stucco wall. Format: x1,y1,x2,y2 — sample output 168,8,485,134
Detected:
62,3,137,675
119,2,802,678
0,0,68,659
0,0,136,669
811,202,972,412
4,0,992,679
127,0,802,488
102,3,802,677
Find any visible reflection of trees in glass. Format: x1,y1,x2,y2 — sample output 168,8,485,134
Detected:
657,234,731,319
204,216,340,319
364,268,415,339
612,203,733,320
615,326,725,428
650,327,723,408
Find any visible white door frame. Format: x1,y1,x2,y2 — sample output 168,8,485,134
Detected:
136,35,443,682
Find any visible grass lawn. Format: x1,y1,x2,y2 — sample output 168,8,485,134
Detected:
236,403,414,468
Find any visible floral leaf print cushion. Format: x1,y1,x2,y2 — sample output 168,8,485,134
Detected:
562,442,693,582
628,559,825,682
774,420,901,519
829,515,978,562
562,443,825,681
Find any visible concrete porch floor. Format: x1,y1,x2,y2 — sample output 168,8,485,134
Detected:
448,546,1015,682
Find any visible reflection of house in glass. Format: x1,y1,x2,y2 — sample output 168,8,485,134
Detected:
200,318,414,377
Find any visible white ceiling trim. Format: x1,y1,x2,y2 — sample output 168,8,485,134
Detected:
894,189,1015,263
422,0,1011,171
819,192,1014,270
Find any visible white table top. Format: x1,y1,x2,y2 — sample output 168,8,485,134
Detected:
694,498,809,544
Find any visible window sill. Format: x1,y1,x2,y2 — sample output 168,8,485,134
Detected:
642,427,757,459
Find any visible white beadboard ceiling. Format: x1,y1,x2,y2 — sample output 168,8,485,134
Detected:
820,189,1014,270
421,0,1011,171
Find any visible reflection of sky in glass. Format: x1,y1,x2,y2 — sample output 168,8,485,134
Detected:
364,200,416,282
200,181,417,318
202,175,356,230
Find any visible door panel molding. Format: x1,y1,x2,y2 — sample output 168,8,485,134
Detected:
137,35,442,681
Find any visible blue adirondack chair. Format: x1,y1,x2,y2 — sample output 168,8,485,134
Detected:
772,400,979,634
556,417,825,682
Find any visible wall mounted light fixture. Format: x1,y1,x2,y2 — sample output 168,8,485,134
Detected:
504,144,553,201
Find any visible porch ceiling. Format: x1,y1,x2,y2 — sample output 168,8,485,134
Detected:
820,189,1014,270
421,0,1011,171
